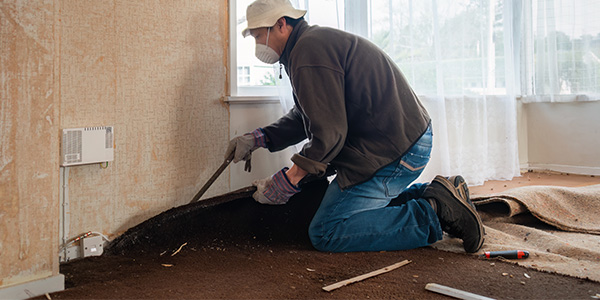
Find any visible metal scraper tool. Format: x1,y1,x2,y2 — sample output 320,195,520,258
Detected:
189,152,235,204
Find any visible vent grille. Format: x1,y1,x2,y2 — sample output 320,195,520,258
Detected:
60,126,114,166
63,130,82,164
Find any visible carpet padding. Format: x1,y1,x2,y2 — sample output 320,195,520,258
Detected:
472,184,600,234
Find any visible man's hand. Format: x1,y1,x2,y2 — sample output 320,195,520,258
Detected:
225,128,267,172
252,168,301,205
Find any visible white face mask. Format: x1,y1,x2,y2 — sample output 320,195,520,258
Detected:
255,28,279,64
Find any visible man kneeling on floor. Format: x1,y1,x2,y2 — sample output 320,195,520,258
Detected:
226,0,484,253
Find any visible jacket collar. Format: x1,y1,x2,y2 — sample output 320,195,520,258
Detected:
279,20,310,67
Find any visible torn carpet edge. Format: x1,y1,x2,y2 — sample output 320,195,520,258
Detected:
471,184,600,235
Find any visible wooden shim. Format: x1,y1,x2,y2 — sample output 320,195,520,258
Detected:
425,283,496,300
322,260,411,292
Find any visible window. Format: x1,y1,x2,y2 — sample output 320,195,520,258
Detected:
230,0,349,97
524,0,600,101
230,0,600,101
237,66,251,85
369,0,509,96
231,0,285,96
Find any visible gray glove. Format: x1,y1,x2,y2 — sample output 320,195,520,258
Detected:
225,128,267,172
252,168,300,205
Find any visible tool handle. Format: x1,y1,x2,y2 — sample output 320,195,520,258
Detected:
190,152,234,204
483,250,529,259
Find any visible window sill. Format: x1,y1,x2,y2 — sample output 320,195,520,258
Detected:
225,96,280,104
517,94,600,103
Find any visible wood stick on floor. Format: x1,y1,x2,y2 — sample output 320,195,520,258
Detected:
322,260,411,292
425,283,496,300
171,242,187,256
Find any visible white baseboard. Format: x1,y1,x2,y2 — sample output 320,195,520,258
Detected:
0,274,64,300
525,163,600,176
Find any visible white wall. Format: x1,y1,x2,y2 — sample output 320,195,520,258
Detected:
228,100,297,190
517,100,529,168
523,101,600,175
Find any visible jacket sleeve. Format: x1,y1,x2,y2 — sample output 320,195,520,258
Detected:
290,65,347,177
261,106,308,152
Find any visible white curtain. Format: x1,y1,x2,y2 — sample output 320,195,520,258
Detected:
520,0,600,103
239,0,598,185
416,95,518,186
275,0,522,186
405,0,521,185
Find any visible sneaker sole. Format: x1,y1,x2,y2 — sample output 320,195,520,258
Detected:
449,175,475,211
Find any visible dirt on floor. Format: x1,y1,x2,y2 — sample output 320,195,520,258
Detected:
41,178,600,300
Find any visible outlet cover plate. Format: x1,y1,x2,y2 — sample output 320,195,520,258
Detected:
82,235,104,257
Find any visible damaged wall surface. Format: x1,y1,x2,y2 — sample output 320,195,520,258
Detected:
0,0,59,289
1,0,229,294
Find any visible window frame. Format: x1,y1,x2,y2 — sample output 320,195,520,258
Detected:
228,0,280,102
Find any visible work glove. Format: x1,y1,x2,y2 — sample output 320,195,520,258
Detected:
252,167,301,205
225,128,267,172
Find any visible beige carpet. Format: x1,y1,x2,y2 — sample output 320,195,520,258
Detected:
432,184,600,282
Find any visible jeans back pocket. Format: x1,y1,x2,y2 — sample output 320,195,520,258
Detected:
383,127,432,197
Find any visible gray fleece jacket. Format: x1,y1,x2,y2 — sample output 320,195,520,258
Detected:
262,20,430,189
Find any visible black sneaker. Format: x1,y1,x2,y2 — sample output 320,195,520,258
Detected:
424,175,485,253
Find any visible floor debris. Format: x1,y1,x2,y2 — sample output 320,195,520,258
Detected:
322,260,411,292
171,242,187,256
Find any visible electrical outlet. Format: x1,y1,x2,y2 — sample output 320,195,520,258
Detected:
81,235,104,257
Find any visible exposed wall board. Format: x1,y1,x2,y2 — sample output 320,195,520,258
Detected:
1,0,229,290
58,0,229,240
0,0,60,288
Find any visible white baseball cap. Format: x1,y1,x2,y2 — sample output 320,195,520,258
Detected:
241,0,306,38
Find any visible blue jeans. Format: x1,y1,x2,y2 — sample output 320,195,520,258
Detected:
308,125,442,252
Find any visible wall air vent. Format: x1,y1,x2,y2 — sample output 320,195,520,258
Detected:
60,126,114,166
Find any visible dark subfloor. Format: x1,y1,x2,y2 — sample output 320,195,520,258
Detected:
39,173,600,299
